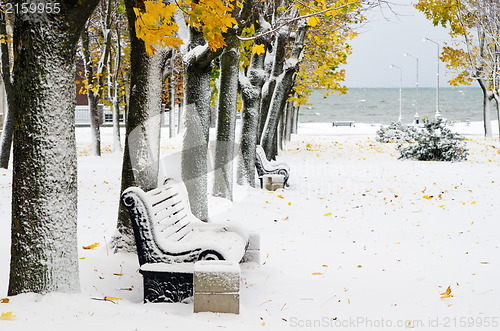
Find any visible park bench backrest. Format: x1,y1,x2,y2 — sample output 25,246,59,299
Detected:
255,145,270,175
145,181,193,243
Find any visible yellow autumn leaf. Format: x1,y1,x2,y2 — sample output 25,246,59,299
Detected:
104,296,122,302
113,273,124,277
423,195,433,199
252,43,265,55
307,15,320,27
324,212,332,216
440,286,453,298
0,312,16,320
82,243,100,250
277,195,284,199
0,298,9,303
312,272,323,275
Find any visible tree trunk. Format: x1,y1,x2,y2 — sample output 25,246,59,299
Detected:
181,27,220,221
292,103,299,134
237,52,266,186
260,70,296,157
111,24,123,153
478,79,493,138
260,26,307,158
9,0,99,295
169,61,176,138
88,93,102,156
182,56,212,221
213,34,239,199
114,0,169,252
0,100,14,168
0,13,14,169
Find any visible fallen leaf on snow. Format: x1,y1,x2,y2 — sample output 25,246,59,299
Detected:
0,312,15,320
104,296,122,302
312,272,323,276
440,286,453,298
0,298,9,303
83,243,100,250
324,212,332,216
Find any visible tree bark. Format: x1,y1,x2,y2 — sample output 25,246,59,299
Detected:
260,25,307,158
0,13,14,169
181,27,220,221
9,0,99,295
213,33,239,199
478,78,493,138
237,51,266,186
110,24,123,153
114,0,169,252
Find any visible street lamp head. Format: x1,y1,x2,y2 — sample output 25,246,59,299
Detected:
423,37,428,42
403,52,408,57
389,64,394,68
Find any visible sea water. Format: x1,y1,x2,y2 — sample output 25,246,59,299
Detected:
300,87,487,125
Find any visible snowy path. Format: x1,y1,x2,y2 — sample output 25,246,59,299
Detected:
0,127,499,330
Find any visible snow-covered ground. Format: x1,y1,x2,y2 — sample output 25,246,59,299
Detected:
1,122,500,330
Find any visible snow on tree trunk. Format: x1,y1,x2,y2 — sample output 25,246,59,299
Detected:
181,28,220,221
478,79,493,138
8,0,99,295
115,0,169,252
213,35,239,199
112,95,122,152
291,102,299,134
237,52,266,186
260,26,307,158
182,56,212,221
284,101,294,143
0,14,14,169
88,94,102,156
110,25,123,153
0,101,13,169
169,59,176,138
260,70,295,157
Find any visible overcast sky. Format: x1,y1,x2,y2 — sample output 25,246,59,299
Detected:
343,0,460,88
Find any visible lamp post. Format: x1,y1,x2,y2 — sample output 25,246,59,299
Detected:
424,37,441,120
390,64,403,122
404,52,419,124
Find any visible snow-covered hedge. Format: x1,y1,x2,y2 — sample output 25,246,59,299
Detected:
376,122,416,144
398,119,469,162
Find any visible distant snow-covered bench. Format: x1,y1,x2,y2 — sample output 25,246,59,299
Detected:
121,178,252,302
255,145,290,188
332,121,355,127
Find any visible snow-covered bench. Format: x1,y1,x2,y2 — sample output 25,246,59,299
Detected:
332,120,355,127
255,144,290,188
121,178,250,302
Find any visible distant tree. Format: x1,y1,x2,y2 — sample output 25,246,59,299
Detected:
80,0,116,156
9,0,99,295
415,0,500,138
0,12,14,169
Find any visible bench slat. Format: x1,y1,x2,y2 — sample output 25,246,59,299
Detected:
158,215,191,241
151,194,183,215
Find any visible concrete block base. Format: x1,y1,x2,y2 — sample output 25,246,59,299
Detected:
194,261,240,314
263,174,285,191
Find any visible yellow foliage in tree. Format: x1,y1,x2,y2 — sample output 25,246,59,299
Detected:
135,0,236,55
252,44,265,55
134,1,183,55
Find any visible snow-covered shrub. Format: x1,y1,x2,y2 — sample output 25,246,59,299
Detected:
398,119,468,162
376,122,416,144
